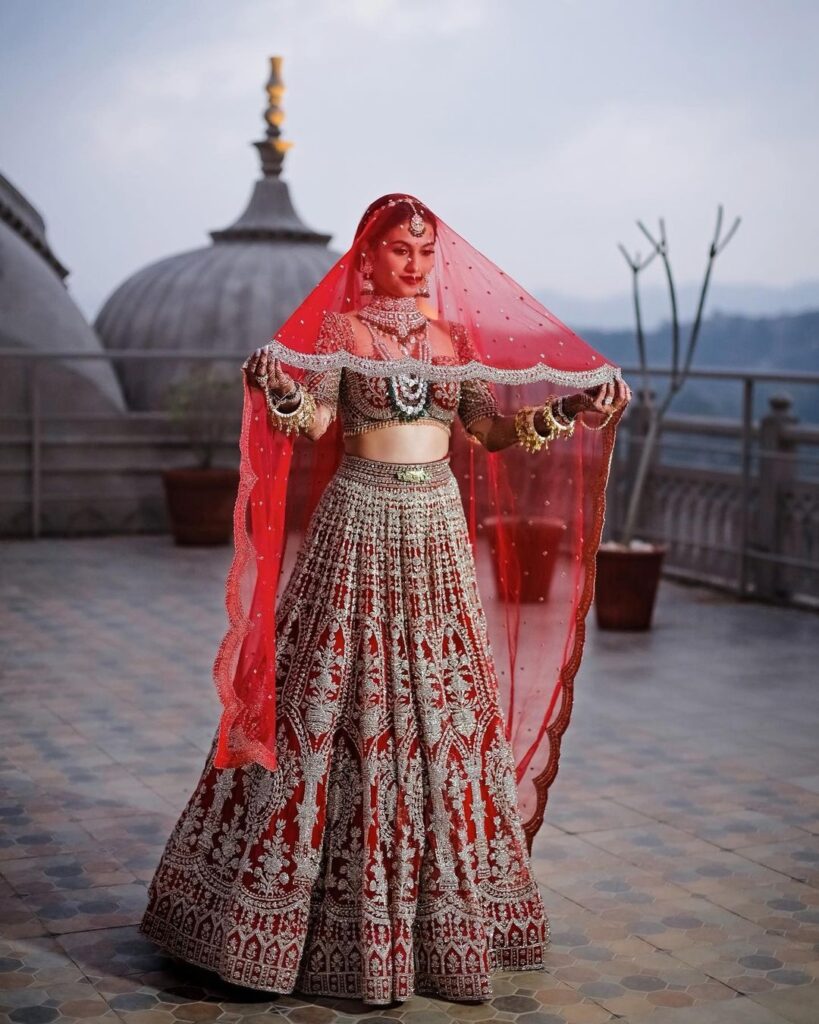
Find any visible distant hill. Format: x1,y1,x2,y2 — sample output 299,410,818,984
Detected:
577,310,819,422
534,280,819,333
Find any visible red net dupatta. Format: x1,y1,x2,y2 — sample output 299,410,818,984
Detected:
212,194,622,849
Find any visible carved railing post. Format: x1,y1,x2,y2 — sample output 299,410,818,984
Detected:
754,393,797,599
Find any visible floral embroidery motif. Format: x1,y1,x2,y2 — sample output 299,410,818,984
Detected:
139,452,550,1005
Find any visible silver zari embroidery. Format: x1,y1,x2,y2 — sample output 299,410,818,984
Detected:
267,339,621,388
139,452,550,1005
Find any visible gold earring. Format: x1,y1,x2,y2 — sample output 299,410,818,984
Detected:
361,257,374,295
417,274,430,298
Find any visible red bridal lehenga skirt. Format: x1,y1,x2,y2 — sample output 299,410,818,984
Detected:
139,452,550,1004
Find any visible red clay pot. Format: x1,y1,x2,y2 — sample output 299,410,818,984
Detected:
484,515,565,603
161,468,240,546
594,544,666,630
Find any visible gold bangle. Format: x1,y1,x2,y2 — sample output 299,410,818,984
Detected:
514,406,548,453
265,385,317,436
541,398,575,440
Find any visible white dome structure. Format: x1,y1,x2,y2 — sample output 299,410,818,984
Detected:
0,173,133,536
0,174,125,417
96,58,341,411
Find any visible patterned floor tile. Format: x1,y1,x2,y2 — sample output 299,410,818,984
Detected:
2,539,818,1023
0,891,51,940
0,820,101,864
542,866,693,913
733,837,819,887
548,941,739,1019
703,879,819,944
0,935,121,1022
669,935,819,995
747,979,819,1024
660,809,812,851
0,850,140,898
540,798,658,836
18,880,148,935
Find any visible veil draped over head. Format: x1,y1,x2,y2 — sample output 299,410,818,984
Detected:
212,193,622,850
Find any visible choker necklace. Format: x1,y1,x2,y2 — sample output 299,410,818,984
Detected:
358,293,427,340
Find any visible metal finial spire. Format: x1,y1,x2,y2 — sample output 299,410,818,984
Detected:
255,56,294,179
210,56,330,243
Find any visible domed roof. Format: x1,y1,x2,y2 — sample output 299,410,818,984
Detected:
96,57,341,411
0,173,125,417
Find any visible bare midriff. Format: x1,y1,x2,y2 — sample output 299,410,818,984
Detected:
343,422,450,464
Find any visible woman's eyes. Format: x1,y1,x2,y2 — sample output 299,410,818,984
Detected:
393,249,435,256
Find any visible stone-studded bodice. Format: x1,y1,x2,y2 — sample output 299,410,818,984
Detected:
300,312,499,438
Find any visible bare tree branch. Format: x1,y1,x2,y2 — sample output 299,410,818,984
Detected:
636,219,659,249
716,215,742,254
656,222,681,389
618,204,741,545
680,250,716,383
618,241,658,397
617,242,634,267
632,274,648,389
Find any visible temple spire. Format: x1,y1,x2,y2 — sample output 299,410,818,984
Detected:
209,56,330,244
254,56,294,179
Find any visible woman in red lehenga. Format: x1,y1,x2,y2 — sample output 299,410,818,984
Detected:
139,194,630,1005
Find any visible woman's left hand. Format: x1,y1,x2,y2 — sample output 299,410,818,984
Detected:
563,378,632,418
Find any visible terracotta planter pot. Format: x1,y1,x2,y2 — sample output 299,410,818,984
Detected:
484,515,565,603
161,467,240,546
594,544,666,630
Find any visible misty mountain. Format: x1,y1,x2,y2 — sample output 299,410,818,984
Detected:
577,309,819,422
535,280,819,334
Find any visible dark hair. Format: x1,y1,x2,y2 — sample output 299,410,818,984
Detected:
354,193,437,247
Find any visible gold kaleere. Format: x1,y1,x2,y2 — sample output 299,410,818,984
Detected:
264,385,317,436
514,406,548,453
514,398,575,454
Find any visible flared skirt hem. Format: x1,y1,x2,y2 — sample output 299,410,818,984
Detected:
139,912,550,1005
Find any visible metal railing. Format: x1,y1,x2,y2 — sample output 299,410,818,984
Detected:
2,350,818,606
607,365,819,606
0,349,243,538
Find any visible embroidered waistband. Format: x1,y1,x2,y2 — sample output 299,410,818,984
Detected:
336,452,454,488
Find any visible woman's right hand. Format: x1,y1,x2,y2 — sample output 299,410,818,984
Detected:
243,347,296,399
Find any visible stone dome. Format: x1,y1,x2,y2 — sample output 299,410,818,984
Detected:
0,173,125,418
95,58,341,412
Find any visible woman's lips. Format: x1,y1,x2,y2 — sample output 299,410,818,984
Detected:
401,276,420,283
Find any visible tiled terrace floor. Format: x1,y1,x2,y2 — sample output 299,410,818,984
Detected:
1,536,818,1024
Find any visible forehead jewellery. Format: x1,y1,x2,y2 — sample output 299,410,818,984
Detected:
361,196,430,238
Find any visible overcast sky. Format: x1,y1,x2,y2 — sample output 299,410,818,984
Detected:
1,0,817,328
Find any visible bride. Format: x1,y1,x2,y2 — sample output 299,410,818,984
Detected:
139,194,630,1006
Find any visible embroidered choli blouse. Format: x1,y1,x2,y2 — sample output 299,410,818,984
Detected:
300,312,499,438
